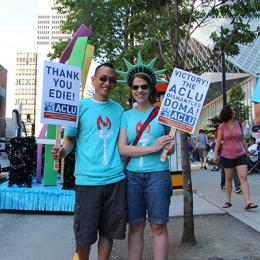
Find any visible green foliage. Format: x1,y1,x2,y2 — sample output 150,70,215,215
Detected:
228,82,250,122
51,0,259,77
205,115,221,138
109,84,129,110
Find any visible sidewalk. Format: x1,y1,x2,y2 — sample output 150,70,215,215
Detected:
0,163,259,260
187,162,260,232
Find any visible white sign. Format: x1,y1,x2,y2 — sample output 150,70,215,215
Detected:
157,68,210,133
41,60,80,127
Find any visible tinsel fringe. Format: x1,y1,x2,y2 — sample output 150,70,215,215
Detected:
0,181,75,212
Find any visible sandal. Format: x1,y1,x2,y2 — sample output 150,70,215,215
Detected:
222,202,232,208
244,203,258,210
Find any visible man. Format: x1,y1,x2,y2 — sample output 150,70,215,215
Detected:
51,63,126,260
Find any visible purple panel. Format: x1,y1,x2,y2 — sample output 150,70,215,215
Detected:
36,125,48,183
59,24,92,64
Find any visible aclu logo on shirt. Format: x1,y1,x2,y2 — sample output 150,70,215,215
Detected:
136,121,151,167
97,116,112,165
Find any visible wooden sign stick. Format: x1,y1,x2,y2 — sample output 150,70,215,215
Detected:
54,125,62,171
160,127,176,162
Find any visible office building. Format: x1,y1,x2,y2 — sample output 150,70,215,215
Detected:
187,20,260,133
35,0,70,136
14,52,37,136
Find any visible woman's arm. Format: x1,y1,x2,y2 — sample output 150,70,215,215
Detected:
205,134,209,144
213,129,222,163
118,128,173,158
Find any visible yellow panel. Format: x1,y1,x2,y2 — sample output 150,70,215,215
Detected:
171,173,183,187
81,44,94,98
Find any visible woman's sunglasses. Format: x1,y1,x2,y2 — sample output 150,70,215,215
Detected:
131,84,149,91
96,76,117,84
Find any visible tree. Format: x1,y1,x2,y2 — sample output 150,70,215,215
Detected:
51,0,259,245
228,81,250,123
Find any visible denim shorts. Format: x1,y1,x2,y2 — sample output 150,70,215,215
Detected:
125,169,172,224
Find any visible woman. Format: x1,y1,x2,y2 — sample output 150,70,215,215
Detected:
118,73,174,260
196,128,209,169
213,105,257,209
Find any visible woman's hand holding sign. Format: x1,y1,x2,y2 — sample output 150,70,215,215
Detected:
152,135,174,153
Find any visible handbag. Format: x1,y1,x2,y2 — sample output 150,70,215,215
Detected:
124,106,159,167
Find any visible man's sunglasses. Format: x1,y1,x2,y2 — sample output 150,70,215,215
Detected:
131,84,149,91
96,76,117,84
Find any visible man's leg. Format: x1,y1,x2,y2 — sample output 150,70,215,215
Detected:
98,237,113,260
233,170,241,190
220,167,225,190
77,244,91,260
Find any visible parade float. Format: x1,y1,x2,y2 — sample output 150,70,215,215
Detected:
0,24,93,212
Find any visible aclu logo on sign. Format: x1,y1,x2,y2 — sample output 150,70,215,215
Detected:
44,102,77,115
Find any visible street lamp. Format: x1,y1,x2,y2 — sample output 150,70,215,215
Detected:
221,26,227,107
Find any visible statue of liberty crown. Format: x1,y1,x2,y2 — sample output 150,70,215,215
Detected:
116,51,168,87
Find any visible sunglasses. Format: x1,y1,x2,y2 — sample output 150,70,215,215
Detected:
96,75,117,84
131,84,149,91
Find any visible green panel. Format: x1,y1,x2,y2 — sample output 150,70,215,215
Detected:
67,36,88,67
43,124,57,185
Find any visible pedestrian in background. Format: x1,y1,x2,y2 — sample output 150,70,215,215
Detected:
220,168,242,193
196,128,209,169
51,63,127,260
188,136,194,162
118,71,174,260
213,105,257,210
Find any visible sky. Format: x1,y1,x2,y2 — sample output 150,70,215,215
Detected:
0,0,96,120
0,0,37,68
0,0,38,117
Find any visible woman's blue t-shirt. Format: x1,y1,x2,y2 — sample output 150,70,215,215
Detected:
121,106,169,172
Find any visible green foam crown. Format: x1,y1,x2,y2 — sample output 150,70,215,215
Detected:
116,51,168,87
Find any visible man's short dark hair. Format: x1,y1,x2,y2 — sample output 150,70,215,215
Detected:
94,63,115,75
250,137,256,143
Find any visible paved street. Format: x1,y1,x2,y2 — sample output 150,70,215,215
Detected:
0,163,259,260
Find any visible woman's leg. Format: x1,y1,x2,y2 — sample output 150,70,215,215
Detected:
236,165,250,206
150,223,169,260
224,167,234,204
128,222,146,260
203,155,207,169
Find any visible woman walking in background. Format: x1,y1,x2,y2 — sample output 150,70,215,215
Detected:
196,128,209,169
213,105,257,210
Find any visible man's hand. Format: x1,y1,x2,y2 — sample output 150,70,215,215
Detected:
51,146,66,160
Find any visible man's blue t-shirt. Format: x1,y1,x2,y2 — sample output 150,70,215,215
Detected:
121,106,169,172
65,98,125,186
